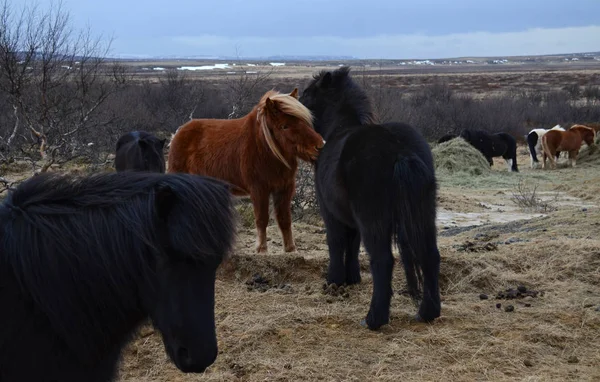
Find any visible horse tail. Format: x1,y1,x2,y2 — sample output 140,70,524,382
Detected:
392,155,438,305
541,133,555,163
526,131,539,165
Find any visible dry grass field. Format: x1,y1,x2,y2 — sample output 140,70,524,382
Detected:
110,142,600,382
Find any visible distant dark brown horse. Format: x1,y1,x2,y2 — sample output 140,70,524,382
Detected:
168,88,325,253
542,125,596,169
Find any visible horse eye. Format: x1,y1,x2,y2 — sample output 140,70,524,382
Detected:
281,125,287,130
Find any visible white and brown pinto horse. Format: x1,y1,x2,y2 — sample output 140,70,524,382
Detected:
526,124,565,168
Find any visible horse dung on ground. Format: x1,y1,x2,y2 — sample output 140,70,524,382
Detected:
541,124,596,169
526,124,565,168
0,172,236,382
167,88,325,254
115,131,166,173
459,129,519,172
299,66,441,330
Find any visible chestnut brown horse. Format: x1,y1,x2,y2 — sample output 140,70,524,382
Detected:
168,88,325,253
584,122,600,144
541,124,596,169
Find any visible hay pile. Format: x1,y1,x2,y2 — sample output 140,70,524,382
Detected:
432,137,491,176
576,143,600,165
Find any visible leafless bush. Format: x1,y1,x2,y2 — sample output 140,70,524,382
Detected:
0,0,128,172
510,180,558,213
223,47,274,118
291,162,318,221
582,85,600,101
563,83,581,99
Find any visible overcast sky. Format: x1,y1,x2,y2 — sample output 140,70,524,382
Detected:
23,0,600,58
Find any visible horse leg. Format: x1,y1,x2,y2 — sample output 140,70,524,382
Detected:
322,213,350,286
570,150,578,167
345,228,361,285
542,151,547,169
361,234,394,330
416,237,442,323
251,192,270,253
273,187,296,252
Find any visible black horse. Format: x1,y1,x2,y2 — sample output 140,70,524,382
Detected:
299,67,441,330
115,131,166,172
459,129,519,172
437,133,457,144
0,171,236,381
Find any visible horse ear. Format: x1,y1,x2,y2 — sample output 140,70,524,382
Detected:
318,72,332,88
155,184,177,221
290,88,299,99
265,97,279,115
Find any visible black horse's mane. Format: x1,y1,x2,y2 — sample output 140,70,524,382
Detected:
0,171,236,360
312,66,375,126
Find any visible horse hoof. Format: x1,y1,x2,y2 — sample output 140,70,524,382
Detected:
256,245,268,253
284,244,296,252
345,274,362,285
360,319,367,328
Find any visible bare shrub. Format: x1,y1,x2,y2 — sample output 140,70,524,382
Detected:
0,0,127,171
582,85,600,101
510,180,557,213
291,162,318,221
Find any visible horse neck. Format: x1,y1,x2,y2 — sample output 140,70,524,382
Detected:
317,103,368,141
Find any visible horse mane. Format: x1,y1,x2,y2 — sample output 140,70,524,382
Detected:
256,90,314,169
0,171,235,360
312,66,376,126
570,124,596,139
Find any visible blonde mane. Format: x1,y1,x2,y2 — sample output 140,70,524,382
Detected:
571,124,594,134
256,90,314,169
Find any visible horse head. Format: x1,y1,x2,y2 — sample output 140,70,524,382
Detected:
138,136,167,173
258,89,325,167
572,125,596,147
459,129,472,142
299,66,375,138
149,179,234,373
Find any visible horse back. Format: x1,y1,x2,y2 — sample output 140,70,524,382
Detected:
543,130,566,152
167,119,256,194
318,123,433,225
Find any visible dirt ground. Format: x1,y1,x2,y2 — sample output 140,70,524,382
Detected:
111,144,600,381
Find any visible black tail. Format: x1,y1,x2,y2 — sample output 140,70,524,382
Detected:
392,155,438,305
527,132,539,163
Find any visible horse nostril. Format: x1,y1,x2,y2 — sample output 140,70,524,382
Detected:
177,346,192,366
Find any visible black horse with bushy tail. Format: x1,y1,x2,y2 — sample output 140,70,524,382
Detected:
299,67,441,330
115,131,166,173
0,171,236,382
459,129,519,172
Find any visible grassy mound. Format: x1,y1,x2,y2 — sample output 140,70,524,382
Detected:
432,137,491,176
